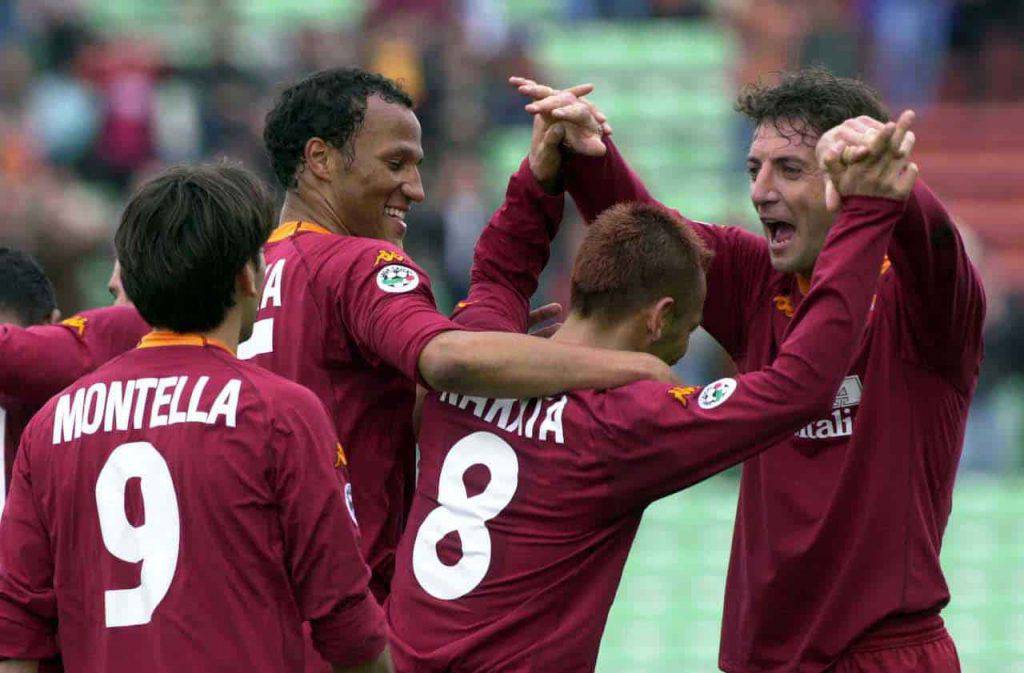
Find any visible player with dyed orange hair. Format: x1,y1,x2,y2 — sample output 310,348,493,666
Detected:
386,108,916,673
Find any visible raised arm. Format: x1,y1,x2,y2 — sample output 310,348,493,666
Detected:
450,157,565,333
819,110,985,390
597,128,917,510
888,182,984,389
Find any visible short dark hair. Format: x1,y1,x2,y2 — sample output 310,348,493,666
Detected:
571,203,712,321
263,67,414,189
0,247,56,327
736,68,890,143
115,163,275,333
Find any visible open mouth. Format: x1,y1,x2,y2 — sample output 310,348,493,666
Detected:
763,218,796,250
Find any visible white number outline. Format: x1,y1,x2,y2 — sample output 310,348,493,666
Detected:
412,431,518,600
95,441,181,628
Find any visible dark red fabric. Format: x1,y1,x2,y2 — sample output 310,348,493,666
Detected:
566,139,985,673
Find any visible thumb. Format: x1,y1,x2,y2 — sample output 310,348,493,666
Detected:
825,177,842,213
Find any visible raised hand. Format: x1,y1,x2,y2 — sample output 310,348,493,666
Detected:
819,110,917,210
820,114,919,204
510,76,612,154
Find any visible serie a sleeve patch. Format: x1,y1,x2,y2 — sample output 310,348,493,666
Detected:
375,264,420,294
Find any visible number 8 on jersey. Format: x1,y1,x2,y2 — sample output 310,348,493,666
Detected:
412,431,519,600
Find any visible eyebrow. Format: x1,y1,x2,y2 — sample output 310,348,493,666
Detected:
383,143,423,159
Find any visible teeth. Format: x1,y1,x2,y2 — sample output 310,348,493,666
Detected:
384,208,406,219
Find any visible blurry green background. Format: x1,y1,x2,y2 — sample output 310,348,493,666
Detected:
600,473,1024,672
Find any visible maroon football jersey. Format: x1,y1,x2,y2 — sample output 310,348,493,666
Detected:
0,333,385,672
0,396,32,511
388,182,904,671
0,306,150,500
566,140,986,672
239,221,456,601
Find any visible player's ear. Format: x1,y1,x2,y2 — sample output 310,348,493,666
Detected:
238,261,261,300
302,137,336,183
646,297,675,343
47,308,61,324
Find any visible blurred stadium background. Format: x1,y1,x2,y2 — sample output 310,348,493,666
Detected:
0,0,1020,670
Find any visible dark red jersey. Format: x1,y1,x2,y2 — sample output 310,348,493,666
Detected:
240,221,456,601
566,140,986,672
388,159,903,671
0,332,385,673
0,306,150,501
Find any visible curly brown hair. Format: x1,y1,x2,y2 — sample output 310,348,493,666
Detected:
735,68,890,143
263,68,413,189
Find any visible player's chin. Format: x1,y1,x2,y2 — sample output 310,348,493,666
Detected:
768,246,803,275
384,220,407,248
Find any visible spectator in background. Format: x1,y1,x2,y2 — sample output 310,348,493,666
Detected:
866,0,955,110
440,153,489,300
566,0,652,20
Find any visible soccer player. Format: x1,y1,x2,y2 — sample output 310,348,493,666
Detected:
249,67,676,602
0,247,61,506
517,69,984,672
0,164,390,673
387,117,916,672
0,252,148,506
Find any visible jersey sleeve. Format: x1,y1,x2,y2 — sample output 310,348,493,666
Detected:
0,306,148,408
591,196,904,511
563,137,772,359
0,421,59,660
333,245,458,386
886,180,986,391
270,386,386,668
451,158,566,333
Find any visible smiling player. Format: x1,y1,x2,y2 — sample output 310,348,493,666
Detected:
387,114,916,672
246,68,677,607
519,68,983,673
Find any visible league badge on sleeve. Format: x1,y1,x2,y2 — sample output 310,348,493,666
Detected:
376,264,420,293
698,377,737,409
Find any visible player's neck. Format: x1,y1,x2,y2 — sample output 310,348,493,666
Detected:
199,309,244,354
553,313,641,353
279,191,350,237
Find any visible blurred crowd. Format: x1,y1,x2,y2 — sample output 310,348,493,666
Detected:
0,0,1021,467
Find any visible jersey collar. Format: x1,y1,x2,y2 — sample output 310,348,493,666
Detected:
795,256,892,296
138,331,234,355
267,220,333,243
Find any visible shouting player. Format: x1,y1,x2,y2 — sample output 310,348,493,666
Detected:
248,67,676,603
0,164,390,673
387,111,917,672
518,68,984,673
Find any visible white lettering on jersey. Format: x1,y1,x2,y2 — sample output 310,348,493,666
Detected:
260,259,286,310
794,375,862,440
438,393,567,445
239,259,285,360
53,378,243,444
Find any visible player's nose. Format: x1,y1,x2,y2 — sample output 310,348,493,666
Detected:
404,168,425,203
749,166,778,207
